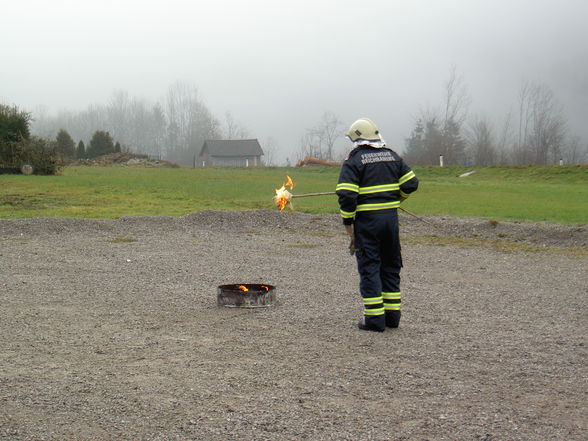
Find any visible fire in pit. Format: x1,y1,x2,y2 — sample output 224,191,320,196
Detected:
217,283,276,308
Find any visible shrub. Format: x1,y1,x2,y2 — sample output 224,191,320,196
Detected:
0,104,61,175
0,138,61,175
0,104,31,143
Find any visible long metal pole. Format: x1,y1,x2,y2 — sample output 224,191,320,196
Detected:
397,206,438,227
291,192,336,198
289,191,437,228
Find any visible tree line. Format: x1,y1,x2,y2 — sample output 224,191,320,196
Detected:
29,76,587,167
1,103,125,173
53,128,122,159
293,70,586,166
32,82,234,166
403,68,587,166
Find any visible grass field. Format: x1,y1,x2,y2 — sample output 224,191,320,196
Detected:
1,165,587,223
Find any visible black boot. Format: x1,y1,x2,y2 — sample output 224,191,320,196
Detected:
357,319,385,332
386,311,401,328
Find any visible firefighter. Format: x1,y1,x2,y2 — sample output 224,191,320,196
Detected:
336,118,418,332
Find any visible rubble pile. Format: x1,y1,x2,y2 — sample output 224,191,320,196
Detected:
295,156,340,167
69,153,179,168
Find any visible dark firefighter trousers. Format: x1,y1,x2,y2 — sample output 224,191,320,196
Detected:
354,209,402,330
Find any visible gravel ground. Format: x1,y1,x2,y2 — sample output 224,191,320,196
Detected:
0,210,586,441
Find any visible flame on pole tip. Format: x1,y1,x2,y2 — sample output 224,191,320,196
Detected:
274,175,295,210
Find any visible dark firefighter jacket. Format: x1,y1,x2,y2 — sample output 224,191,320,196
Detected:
336,146,419,225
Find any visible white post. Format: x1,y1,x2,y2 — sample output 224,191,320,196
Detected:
439,155,444,167
559,158,563,166
246,158,249,167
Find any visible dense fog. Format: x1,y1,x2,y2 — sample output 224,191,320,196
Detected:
2,0,587,165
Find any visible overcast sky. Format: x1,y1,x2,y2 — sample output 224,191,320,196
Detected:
2,0,587,162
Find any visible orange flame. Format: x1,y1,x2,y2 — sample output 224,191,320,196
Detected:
238,285,249,292
274,175,294,210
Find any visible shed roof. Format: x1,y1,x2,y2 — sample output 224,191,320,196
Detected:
201,139,264,157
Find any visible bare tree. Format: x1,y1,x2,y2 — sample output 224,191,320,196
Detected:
261,136,277,166
514,81,567,165
297,132,319,162
440,66,469,165
496,110,514,165
127,99,166,158
443,65,470,128
36,85,171,158
466,115,496,165
299,111,343,161
405,67,470,165
164,81,221,165
530,85,566,164
223,111,249,139
165,81,195,153
561,136,588,165
107,90,131,144
515,80,532,163
318,111,342,161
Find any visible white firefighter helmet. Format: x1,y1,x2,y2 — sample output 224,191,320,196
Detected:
346,118,382,142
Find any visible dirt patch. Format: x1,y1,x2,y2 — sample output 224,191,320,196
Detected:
0,211,586,440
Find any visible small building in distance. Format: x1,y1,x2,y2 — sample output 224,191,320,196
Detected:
199,139,264,166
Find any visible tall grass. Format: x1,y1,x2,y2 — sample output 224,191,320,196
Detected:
0,165,586,223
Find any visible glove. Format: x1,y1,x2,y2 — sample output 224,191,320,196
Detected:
349,237,356,256
345,224,356,256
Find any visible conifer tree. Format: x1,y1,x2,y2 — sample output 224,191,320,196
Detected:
55,129,75,158
87,130,115,158
76,140,86,158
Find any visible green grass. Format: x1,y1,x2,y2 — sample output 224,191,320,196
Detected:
0,165,586,223
411,165,588,223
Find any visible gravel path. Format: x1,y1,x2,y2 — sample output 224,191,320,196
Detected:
1,210,586,441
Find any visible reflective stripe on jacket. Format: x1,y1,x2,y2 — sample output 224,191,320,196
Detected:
335,146,418,224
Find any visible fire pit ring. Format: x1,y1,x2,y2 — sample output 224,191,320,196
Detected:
217,284,276,308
